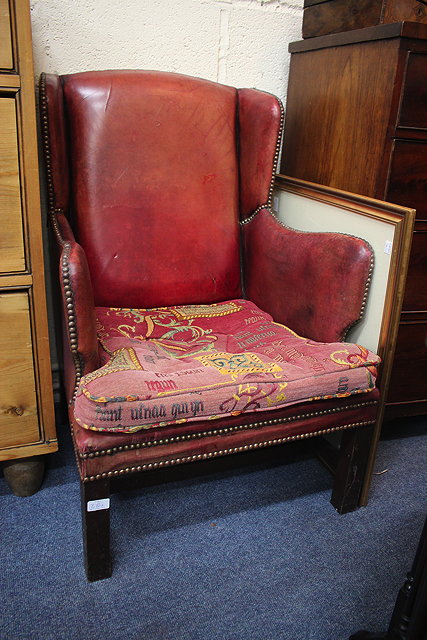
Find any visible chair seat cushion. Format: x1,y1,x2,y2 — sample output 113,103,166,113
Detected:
73,299,380,434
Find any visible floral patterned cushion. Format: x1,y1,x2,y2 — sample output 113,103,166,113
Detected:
73,299,380,433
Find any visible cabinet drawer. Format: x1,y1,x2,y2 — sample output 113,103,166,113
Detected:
399,52,427,129
387,140,427,220
0,97,25,273
402,229,427,311
387,321,427,404
302,1,427,39
0,291,39,448
302,0,383,39
0,0,13,70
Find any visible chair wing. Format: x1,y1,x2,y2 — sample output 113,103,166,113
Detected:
242,207,373,343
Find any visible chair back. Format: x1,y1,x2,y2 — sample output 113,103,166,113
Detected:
60,70,244,307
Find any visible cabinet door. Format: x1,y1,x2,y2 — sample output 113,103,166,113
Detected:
402,228,427,312
387,140,427,220
0,292,39,448
0,0,13,70
398,52,427,129
0,98,25,273
387,321,427,405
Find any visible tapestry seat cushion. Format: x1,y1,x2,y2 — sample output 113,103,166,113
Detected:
73,300,380,434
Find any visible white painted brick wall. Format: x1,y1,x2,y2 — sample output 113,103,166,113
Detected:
29,0,304,103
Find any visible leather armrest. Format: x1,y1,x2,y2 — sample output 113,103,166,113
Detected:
242,208,373,343
55,215,99,399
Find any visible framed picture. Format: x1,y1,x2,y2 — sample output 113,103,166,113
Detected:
273,174,415,502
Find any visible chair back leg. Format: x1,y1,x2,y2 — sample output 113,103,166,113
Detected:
81,478,112,581
331,424,375,514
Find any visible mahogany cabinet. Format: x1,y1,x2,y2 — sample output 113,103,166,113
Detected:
281,22,427,419
0,0,57,492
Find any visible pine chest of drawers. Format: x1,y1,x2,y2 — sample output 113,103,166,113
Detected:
0,0,56,491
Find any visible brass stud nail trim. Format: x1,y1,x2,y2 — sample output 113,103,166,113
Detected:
40,74,83,399
240,94,284,225
267,95,285,209
81,419,376,482
78,400,378,459
61,242,83,400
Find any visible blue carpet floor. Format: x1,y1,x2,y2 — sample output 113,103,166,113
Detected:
1,418,426,640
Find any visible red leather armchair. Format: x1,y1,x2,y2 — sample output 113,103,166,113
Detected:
40,70,380,581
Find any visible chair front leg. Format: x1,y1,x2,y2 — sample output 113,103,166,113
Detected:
81,477,112,581
331,424,375,515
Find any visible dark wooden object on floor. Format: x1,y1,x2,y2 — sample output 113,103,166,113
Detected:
2,457,45,497
303,0,427,39
329,424,375,514
81,479,112,582
350,513,427,640
281,22,427,420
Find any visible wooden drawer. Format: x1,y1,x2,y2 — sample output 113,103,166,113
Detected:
0,97,25,273
0,291,40,449
399,52,427,129
402,228,427,311
387,321,427,404
0,0,13,70
303,0,427,38
387,140,427,220
303,0,384,38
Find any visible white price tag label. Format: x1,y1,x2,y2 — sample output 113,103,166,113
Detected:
384,240,393,255
87,498,110,512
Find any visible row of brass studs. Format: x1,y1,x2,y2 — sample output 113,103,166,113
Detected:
39,74,84,400
70,421,86,479
240,94,285,226
81,419,376,482
39,74,56,215
240,203,271,226
39,77,67,246
79,400,378,459
39,76,68,248
50,208,66,244
267,96,285,209
61,243,83,399
342,250,374,340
